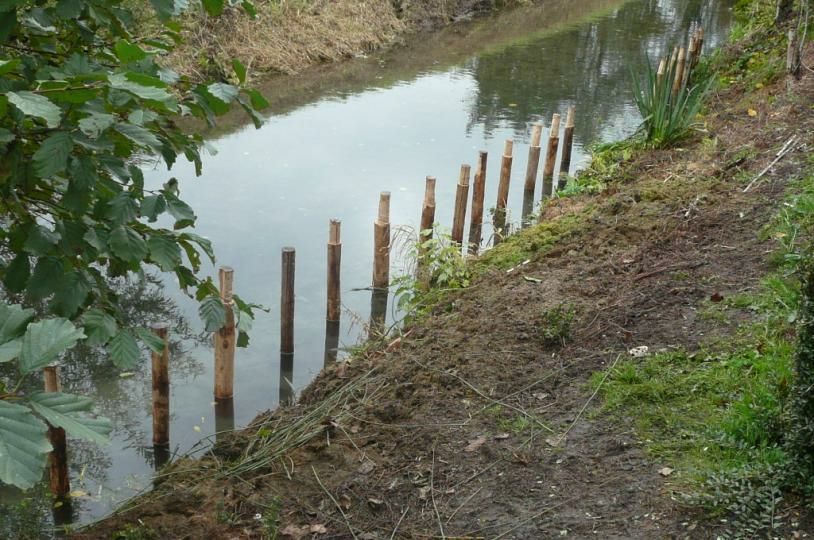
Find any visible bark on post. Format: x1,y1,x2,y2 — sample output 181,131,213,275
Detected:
214,267,235,400
326,220,342,322
451,164,471,245
43,366,69,498
493,139,514,244
419,177,436,256
541,113,561,200
373,192,391,289
522,123,544,223
558,107,576,190
281,247,296,354
150,323,170,447
787,29,801,80
468,151,488,255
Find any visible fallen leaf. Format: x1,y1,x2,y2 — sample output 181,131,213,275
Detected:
710,292,724,303
464,435,487,452
69,490,88,498
418,486,431,500
280,524,308,539
545,436,564,447
494,433,510,440
628,346,649,358
747,108,758,117
523,275,543,283
193,425,201,432
310,524,328,534
659,467,674,477
367,498,384,509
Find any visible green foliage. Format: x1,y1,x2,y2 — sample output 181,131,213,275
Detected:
631,53,714,147
393,226,471,319
538,303,575,346
0,0,264,490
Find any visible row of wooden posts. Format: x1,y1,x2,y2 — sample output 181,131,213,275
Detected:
40,106,578,500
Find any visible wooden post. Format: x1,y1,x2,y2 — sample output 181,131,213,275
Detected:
419,177,436,257
281,247,295,354
373,192,391,289
541,113,561,199
43,366,69,498
672,47,686,98
279,353,294,406
150,323,170,447
668,46,678,76
523,123,543,193
558,107,576,190
468,151,488,255
327,220,341,322
493,139,514,244
214,396,235,439
214,266,235,400
656,58,666,87
369,288,388,339
324,320,340,367
451,165,471,245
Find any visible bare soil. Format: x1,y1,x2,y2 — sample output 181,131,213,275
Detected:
78,45,814,540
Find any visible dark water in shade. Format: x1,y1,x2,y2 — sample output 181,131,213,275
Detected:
0,0,732,526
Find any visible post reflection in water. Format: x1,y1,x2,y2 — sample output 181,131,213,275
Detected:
324,320,340,367
152,444,171,472
369,289,388,339
214,398,236,438
279,353,295,405
51,498,74,530
521,188,536,227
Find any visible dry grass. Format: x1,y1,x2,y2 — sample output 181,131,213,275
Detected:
168,0,405,80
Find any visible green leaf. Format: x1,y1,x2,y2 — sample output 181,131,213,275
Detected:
32,132,73,177
19,318,85,375
0,400,51,490
3,253,30,293
0,127,14,143
108,226,148,263
201,0,225,16
179,232,214,263
23,225,60,255
109,73,174,104
29,392,112,445
147,234,182,271
164,192,196,226
207,82,238,104
199,296,226,332
114,122,161,149
0,303,35,342
232,59,246,85
81,309,118,347
51,271,90,318
27,257,63,300
135,327,166,354
78,112,116,138
241,0,257,17
7,91,62,128
108,329,139,369
246,89,269,110
0,59,19,75
107,192,139,224
114,39,148,62
0,339,21,363
140,194,166,222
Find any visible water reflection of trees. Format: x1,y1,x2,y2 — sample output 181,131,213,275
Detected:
0,276,205,525
465,0,732,143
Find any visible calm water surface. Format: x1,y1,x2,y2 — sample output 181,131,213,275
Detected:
0,0,733,526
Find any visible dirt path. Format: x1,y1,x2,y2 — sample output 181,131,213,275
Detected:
78,39,814,540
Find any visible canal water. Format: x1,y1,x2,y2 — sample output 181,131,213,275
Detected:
0,0,733,528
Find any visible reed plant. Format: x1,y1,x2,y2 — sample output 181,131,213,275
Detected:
631,40,714,147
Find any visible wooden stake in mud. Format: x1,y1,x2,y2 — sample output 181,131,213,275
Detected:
522,123,544,224
558,107,576,190
327,220,341,322
668,46,679,75
672,47,686,98
493,139,514,244
373,192,391,289
150,322,170,447
43,366,69,498
451,165,471,245
279,352,294,406
656,58,667,87
281,247,296,354
419,177,436,257
324,320,340,367
541,113,561,199
468,151,488,255
214,266,235,400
